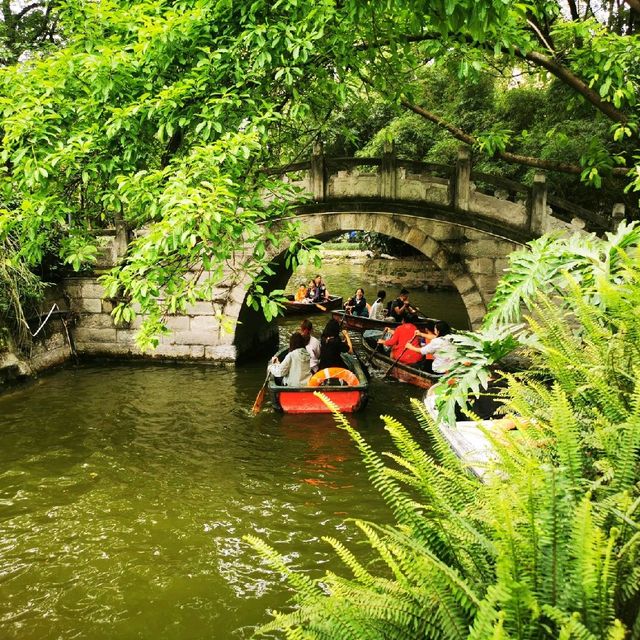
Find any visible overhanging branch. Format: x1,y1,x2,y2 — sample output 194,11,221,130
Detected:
355,31,631,127
521,50,628,125
400,98,630,176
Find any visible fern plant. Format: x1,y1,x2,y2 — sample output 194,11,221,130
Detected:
246,225,640,640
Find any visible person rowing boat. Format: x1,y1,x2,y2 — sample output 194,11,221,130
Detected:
376,313,422,365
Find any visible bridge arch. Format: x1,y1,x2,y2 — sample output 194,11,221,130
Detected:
231,147,619,359
232,208,521,358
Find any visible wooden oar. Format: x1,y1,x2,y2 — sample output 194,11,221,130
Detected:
251,372,271,414
314,303,327,312
382,346,408,380
366,329,389,366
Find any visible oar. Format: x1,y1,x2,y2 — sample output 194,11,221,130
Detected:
366,341,382,366
314,303,327,312
366,329,389,366
382,346,408,380
251,372,271,414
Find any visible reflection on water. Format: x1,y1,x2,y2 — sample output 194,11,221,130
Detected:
0,358,430,639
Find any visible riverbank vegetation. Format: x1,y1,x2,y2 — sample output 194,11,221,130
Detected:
248,222,640,638
1,0,638,346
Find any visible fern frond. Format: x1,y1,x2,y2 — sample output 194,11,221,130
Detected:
245,535,324,601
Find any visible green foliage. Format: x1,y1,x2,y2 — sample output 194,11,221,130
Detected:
485,221,640,327
247,230,640,639
0,226,45,350
0,0,638,346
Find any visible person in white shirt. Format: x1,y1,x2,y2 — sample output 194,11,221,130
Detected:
300,318,321,373
268,333,312,386
368,290,387,321
404,320,453,374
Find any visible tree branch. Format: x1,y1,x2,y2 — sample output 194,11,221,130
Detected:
400,98,630,176
356,32,631,126
566,0,580,21
16,2,41,20
520,50,628,125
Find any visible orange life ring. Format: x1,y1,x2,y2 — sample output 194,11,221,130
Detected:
308,367,360,387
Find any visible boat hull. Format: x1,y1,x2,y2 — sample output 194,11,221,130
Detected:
284,295,343,315
424,386,495,479
361,334,438,389
271,388,366,413
268,352,369,413
332,310,433,332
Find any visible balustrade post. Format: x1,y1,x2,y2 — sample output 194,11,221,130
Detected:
114,215,129,260
453,147,471,211
528,173,548,235
310,142,326,202
381,141,397,199
612,203,625,226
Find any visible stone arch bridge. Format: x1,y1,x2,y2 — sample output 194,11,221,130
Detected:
233,146,620,357
66,147,623,362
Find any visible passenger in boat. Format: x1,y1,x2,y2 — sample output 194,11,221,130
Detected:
319,318,353,369
300,318,321,373
268,332,312,386
311,275,329,303
413,319,437,373
345,288,368,317
368,290,387,321
305,279,316,301
404,320,453,374
377,313,423,365
294,282,309,302
389,288,418,322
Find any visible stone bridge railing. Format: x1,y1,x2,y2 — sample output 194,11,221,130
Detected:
267,144,623,240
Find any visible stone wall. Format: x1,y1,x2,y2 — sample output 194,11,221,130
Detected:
63,277,241,363
0,287,74,389
320,249,454,289
364,255,453,289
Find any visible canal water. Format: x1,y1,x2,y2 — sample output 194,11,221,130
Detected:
0,260,468,639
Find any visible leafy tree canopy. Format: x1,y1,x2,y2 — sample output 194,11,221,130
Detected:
0,0,638,344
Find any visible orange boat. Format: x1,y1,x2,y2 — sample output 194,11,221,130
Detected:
268,351,369,414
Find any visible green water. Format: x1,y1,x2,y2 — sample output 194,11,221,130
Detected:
0,265,468,639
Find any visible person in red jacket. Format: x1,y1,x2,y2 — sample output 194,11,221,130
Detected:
377,313,423,364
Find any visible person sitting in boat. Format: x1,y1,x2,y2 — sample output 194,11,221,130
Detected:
389,288,418,322
410,319,437,372
377,313,423,365
311,275,329,303
404,320,453,374
294,282,309,302
319,318,353,369
300,318,320,373
305,279,316,301
345,288,368,317
268,332,312,386
368,290,387,321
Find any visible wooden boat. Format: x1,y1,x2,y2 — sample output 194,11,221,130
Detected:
283,295,343,315
268,351,369,414
423,385,515,480
332,310,434,332
361,332,439,389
